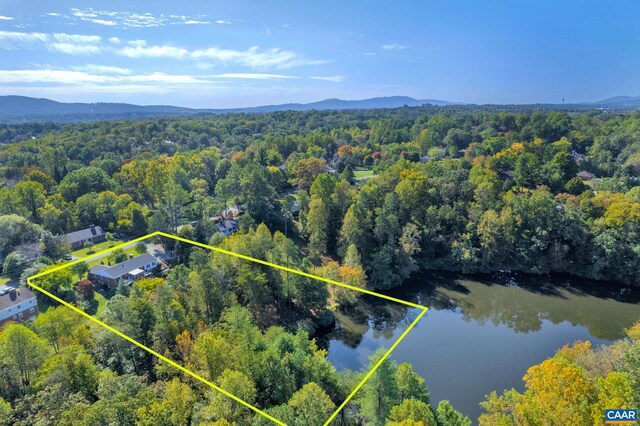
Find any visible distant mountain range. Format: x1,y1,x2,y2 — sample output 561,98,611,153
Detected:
592,95,640,108
0,94,638,124
0,95,456,123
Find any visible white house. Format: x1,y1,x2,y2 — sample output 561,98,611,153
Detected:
0,287,38,326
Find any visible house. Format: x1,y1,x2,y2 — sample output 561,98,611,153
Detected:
577,170,596,181
215,219,238,237
88,253,159,288
64,225,106,250
571,151,586,163
0,286,38,326
222,205,241,220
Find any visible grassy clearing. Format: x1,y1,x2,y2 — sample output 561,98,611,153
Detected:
0,275,10,286
71,239,127,258
353,169,374,179
86,247,139,267
94,292,108,316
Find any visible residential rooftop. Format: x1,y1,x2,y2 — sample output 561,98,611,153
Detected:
89,253,158,279
0,287,37,311
64,225,105,244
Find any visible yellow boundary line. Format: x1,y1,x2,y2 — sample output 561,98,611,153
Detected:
27,231,429,425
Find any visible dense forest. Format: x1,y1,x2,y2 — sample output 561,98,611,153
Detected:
0,106,639,424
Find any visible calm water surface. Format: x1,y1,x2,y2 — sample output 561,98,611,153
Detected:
323,272,640,423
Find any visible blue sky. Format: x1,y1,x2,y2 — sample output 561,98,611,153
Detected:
0,1,638,107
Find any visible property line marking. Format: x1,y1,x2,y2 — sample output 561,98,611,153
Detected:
27,231,429,425
155,231,427,310
27,272,285,426
323,306,428,425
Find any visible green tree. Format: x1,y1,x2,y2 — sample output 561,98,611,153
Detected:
565,177,588,195
70,261,90,278
0,396,12,424
199,369,257,424
307,198,329,257
136,378,195,426
36,269,75,299
36,345,99,400
287,382,335,426
340,164,355,184
110,248,128,264
359,350,399,426
14,180,46,220
41,230,70,260
396,362,430,404
135,241,148,254
514,153,541,188
117,202,148,235
291,158,327,190
2,251,30,278
0,323,50,388
387,398,436,426
59,167,112,201
437,400,472,426
0,214,42,257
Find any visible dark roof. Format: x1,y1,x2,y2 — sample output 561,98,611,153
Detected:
216,220,237,231
0,287,36,311
577,170,596,180
64,225,105,244
89,253,158,279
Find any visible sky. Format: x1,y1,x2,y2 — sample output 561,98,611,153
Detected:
0,0,638,108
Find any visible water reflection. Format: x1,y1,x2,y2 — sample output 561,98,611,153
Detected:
324,272,640,422
393,272,640,340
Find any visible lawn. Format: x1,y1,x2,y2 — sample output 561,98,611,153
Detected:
0,275,10,286
85,246,140,267
94,292,108,315
71,239,127,258
353,169,374,179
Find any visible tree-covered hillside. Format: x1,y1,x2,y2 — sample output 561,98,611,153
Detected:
1,106,640,424
2,108,640,286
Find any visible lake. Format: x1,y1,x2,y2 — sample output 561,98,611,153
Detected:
323,272,640,423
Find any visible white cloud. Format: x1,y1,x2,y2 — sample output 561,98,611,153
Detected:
216,20,232,25
0,28,325,71
65,8,213,28
72,64,132,75
309,75,345,82
53,33,101,44
45,13,62,17
0,31,105,55
122,13,165,28
119,40,189,59
46,33,102,55
48,43,102,55
381,43,405,50
125,73,207,84
0,70,111,84
91,19,117,26
127,39,146,47
71,9,98,19
0,16,13,21
182,20,211,25
191,46,325,69
0,69,209,86
0,31,50,47
209,73,298,80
